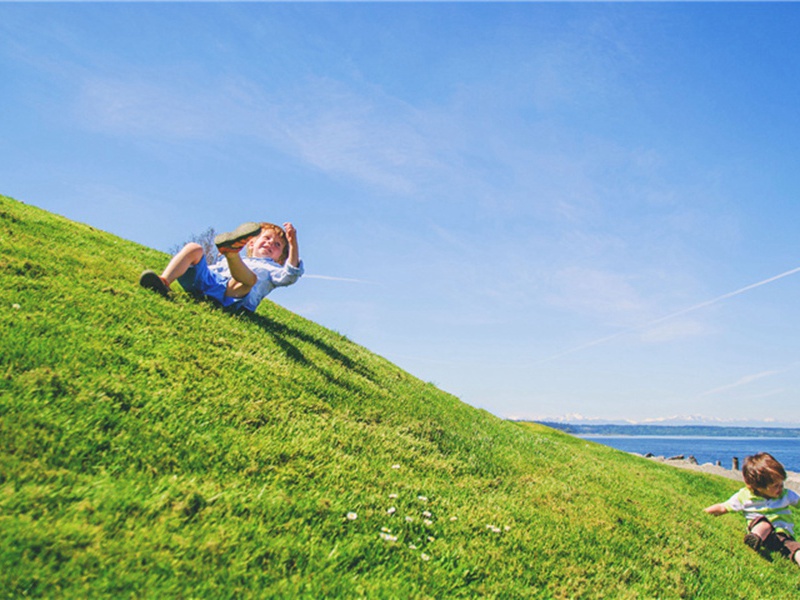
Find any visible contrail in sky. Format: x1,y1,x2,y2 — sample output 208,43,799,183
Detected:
540,264,800,363
304,274,368,284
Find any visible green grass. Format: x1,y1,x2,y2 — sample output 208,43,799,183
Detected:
1,193,799,598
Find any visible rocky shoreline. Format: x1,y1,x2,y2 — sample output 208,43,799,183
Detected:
636,453,800,493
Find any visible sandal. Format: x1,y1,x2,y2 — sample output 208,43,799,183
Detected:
215,222,261,254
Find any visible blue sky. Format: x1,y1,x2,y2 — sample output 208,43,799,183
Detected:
3,3,800,424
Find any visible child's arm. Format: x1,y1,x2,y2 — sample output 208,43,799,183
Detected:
704,503,728,516
284,222,300,268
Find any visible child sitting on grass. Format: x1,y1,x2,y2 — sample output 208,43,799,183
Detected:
139,221,303,313
704,452,800,567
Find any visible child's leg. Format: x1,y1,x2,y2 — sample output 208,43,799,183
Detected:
161,243,204,286
776,535,800,567
744,517,774,551
221,252,257,298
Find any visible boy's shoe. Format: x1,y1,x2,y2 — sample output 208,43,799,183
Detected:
139,270,171,297
744,533,763,551
215,222,262,255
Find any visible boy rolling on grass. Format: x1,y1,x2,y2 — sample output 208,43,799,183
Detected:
704,452,800,567
139,221,303,313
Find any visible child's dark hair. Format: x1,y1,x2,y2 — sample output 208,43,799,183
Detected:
246,222,289,264
742,452,786,490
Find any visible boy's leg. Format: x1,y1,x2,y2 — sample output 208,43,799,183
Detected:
161,243,204,285
773,533,800,566
221,251,257,298
744,517,774,551
140,243,204,297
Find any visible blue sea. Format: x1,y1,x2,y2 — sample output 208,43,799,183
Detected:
579,436,800,473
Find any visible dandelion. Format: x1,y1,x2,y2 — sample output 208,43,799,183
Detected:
422,510,432,518
387,507,396,515
421,553,431,561
417,495,428,502
346,512,358,521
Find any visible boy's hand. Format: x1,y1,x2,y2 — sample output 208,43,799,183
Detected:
704,504,727,516
283,222,300,268
284,222,297,244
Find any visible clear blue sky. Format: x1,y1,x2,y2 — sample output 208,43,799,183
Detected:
3,3,800,424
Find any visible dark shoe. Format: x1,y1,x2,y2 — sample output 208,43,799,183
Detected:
139,270,170,297
744,533,763,551
215,222,261,255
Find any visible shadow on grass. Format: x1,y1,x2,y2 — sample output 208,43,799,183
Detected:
149,290,387,397
241,311,382,389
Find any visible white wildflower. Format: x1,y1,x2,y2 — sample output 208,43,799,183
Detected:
409,543,418,550
346,512,357,521
428,536,435,542
421,553,431,561
381,527,391,533
422,510,432,518
379,532,398,542
450,516,458,522
424,519,433,526
417,495,428,502
12,303,21,310
392,464,401,469
504,525,511,531
387,506,396,515
405,516,414,523
389,493,398,499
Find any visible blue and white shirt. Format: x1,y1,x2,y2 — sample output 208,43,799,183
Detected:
209,256,304,313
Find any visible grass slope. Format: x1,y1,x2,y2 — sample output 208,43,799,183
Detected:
1,194,798,599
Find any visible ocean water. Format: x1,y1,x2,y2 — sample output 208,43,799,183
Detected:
579,436,800,473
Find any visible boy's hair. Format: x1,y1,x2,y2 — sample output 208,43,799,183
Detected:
246,222,289,264
742,452,786,491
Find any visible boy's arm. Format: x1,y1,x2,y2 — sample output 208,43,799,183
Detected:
704,503,728,516
284,222,300,268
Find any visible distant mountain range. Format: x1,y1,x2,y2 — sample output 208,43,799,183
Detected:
519,413,800,428
531,421,800,438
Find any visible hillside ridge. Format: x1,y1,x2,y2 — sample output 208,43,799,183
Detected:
2,194,799,598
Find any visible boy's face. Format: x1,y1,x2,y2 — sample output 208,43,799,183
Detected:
249,229,286,261
753,479,785,499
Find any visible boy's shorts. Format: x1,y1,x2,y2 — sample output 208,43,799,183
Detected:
177,256,247,312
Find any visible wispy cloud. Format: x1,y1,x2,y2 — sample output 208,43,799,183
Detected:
540,265,800,363
698,370,782,397
547,266,646,324
72,71,454,197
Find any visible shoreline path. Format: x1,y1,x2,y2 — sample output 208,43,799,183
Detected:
639,454,800,494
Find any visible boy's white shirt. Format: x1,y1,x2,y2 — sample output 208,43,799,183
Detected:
724,487,800,535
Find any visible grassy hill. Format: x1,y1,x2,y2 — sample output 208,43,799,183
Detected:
2,193,799,598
